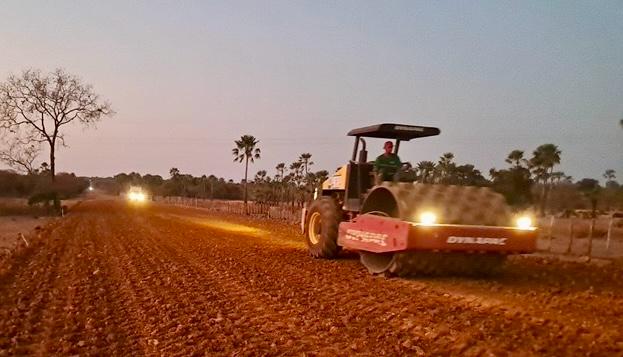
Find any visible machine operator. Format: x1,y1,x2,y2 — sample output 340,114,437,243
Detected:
374,141,402,181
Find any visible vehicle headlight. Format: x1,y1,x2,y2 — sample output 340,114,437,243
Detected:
419,211,437,225
516,216,533,230
128,192,146,202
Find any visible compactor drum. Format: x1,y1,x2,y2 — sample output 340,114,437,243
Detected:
302,123,537,276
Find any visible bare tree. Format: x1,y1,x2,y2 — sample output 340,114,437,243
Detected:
0,128,41,174
0,69,113,181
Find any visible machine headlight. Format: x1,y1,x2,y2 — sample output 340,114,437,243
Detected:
516,216,533,230
419,211,437,225
128,192,146,202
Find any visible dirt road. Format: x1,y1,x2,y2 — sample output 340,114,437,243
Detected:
1,200,622,356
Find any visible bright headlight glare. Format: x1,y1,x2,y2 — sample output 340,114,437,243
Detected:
419,212,437,225
516,216,533,230
128,192,146,202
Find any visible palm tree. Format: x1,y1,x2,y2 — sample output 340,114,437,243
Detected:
275,163,286,182
436,152,456,183
416,161,436,183
505,150,526,168
530,144,561,177
603,169,616,188
254,170,268,184
299,153,314,176
274,162,286,202
232,135,261,206
314,170,329,187
603,169,616,181
299,153,314,192
289,161,303,188
530,144,562,215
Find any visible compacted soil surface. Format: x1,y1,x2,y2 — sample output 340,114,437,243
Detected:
1,200,622,356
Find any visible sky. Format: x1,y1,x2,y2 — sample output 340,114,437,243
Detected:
0,0,621,182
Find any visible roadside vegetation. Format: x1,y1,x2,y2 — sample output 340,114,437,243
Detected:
0,168,88,216
96,136,622,217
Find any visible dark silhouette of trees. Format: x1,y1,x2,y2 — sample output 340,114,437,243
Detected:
490,150,533,207
577,178,601,217
529,144,562,215
505,150,526,168
603,169,617,187
416,161,436,183
435,152,456,183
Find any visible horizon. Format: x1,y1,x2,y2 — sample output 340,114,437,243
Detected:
1,1,621,182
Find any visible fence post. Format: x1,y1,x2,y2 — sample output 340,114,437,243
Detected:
606,216,614,252
587,217,595,262
565,218,574,254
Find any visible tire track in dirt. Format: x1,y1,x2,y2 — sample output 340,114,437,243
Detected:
159,203,623,348
121,210,315,355
138,215,341,354
100,211,213,355
72,211,147,355
101,208,258,355
150,208,623,355
2,200,622,356
413,264,623,346
0,218,73,355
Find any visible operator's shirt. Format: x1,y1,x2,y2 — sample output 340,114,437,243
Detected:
374,153,401,181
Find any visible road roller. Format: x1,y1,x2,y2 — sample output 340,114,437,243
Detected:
302,123,537,276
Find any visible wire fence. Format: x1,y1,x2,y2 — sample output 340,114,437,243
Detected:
537,215,623,260
156,196,303,225
157,196,623,260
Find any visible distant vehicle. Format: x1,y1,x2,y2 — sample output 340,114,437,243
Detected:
126,186,148,203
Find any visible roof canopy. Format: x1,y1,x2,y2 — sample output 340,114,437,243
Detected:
347,123,440,141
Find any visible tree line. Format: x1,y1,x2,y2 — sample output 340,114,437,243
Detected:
0,69,620,216
90,135,622,217
2,135,620,217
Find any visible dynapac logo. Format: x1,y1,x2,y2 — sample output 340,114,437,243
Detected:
394,125,424,132
446,236,507,245
345,229,388,246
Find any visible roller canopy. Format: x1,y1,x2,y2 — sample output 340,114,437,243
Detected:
347,123,440,141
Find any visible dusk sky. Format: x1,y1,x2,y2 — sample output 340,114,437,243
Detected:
1,1,621,182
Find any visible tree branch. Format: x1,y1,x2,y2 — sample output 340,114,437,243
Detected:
0,68,114,178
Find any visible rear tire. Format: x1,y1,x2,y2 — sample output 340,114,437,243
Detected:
304,197,342,258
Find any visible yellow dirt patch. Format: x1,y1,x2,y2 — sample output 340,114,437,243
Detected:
161,213,265,236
